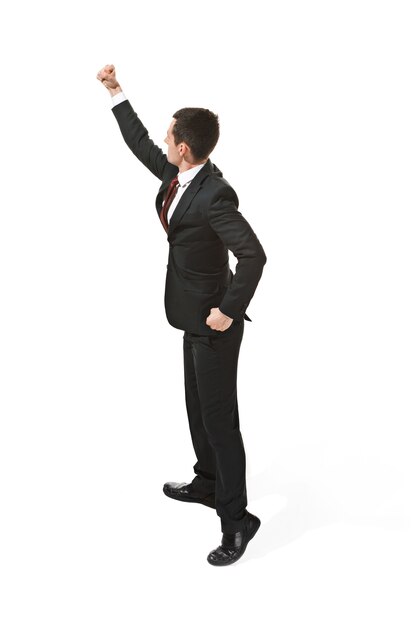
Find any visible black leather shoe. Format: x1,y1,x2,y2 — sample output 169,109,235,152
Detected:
207,512,261,566
163,481,216,509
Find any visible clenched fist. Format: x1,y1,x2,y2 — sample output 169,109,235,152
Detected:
206,307,234,332
96,64,121,95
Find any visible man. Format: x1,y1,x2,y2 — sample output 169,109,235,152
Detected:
96,64,267,566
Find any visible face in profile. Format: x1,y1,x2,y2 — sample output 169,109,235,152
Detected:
164,119,182,166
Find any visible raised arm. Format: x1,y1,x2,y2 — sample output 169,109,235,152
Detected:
96,64,177,181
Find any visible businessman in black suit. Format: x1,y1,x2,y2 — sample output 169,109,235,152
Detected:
97,64,267,566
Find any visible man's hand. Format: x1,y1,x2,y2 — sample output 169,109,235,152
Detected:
96,64,122,96
206,307,234,332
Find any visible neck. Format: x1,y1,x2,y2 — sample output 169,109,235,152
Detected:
178,158,208,173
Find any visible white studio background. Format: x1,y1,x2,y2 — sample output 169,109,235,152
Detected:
0,0,416,624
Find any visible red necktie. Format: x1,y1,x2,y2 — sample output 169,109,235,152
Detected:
160,176,179,233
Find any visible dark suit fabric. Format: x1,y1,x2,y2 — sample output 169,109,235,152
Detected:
112,100,266,532
184,320,247,533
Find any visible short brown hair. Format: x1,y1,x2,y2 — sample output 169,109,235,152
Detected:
172,107,220,161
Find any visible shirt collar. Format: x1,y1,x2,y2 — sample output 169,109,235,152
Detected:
177,162,207,187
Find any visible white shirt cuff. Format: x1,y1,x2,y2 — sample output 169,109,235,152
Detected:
111,91,127,107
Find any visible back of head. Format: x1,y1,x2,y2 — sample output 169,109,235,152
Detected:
172,107,220,162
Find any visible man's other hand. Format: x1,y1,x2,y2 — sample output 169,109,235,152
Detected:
206,308,234,332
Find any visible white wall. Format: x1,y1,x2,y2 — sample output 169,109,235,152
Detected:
0,1,416,624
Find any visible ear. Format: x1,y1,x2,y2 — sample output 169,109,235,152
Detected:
181,142,196,163
179,141,191,155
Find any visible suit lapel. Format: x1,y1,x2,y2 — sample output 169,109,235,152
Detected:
167,159,219,238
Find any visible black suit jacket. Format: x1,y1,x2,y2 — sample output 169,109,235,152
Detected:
112,99,267,336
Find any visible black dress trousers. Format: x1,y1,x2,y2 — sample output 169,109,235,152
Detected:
182,318,249,534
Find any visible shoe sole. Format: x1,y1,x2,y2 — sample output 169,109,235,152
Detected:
163,487,216,509
207,515,261,566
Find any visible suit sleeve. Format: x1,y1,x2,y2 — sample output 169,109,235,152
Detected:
111,99,178,181
207,187,267,321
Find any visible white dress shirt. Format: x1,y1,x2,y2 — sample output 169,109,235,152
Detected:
111,91,206,223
